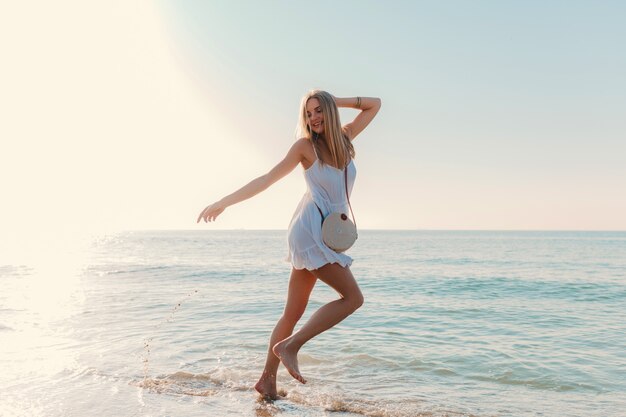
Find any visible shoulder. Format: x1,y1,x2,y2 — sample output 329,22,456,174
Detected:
292,137,316,165
292,137,314,153
294,137,311,147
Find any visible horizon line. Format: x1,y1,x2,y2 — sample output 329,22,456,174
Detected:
121,228,626,233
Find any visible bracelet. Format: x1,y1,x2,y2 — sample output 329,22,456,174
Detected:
356,96,361,109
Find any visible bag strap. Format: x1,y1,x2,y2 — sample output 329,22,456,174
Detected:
315,204,324,223
344,167,357,228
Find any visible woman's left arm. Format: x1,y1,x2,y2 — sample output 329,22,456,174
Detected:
334,95,382,141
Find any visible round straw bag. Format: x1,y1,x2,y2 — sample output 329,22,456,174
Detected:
321,212,357,252
315,166,358,253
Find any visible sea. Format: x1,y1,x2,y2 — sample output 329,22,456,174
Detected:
1,230,625,417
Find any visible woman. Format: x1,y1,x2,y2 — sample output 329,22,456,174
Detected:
197,90,381,400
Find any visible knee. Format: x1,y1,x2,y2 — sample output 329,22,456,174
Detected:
348,291,364,312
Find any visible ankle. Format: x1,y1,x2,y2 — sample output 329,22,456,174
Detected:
263,370,275,378
284,337,303,353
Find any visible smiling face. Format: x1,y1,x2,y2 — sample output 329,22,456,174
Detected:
306,98,325,135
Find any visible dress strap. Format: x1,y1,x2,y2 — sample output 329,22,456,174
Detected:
311,134,321,162
312,134,352,170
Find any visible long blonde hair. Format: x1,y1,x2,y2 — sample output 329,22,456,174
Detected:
296,89,355,168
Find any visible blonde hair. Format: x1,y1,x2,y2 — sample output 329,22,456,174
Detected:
296,89,355,168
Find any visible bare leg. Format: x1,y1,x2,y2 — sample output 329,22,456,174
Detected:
272,263,364,384
254,267,317,400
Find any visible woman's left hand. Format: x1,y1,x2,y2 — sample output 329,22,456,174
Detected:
197,201,226,223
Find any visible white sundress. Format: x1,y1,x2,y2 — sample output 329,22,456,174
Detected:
286,151,356,271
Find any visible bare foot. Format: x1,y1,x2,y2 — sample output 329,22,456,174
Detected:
254,371,279,401
272,339,306,384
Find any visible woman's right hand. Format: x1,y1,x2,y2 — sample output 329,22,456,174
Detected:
197,201,226,223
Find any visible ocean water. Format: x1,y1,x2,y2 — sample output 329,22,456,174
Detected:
1,230,625,417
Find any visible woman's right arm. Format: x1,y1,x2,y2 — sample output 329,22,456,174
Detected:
197,139,308,223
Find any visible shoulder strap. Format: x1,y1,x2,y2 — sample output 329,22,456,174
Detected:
311,135,321,161
344,167,357,228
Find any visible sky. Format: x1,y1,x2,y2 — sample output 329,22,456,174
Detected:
1,0,625,248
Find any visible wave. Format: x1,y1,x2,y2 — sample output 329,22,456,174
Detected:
134,369,479,417
468,371,597,392
136,369,250,394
